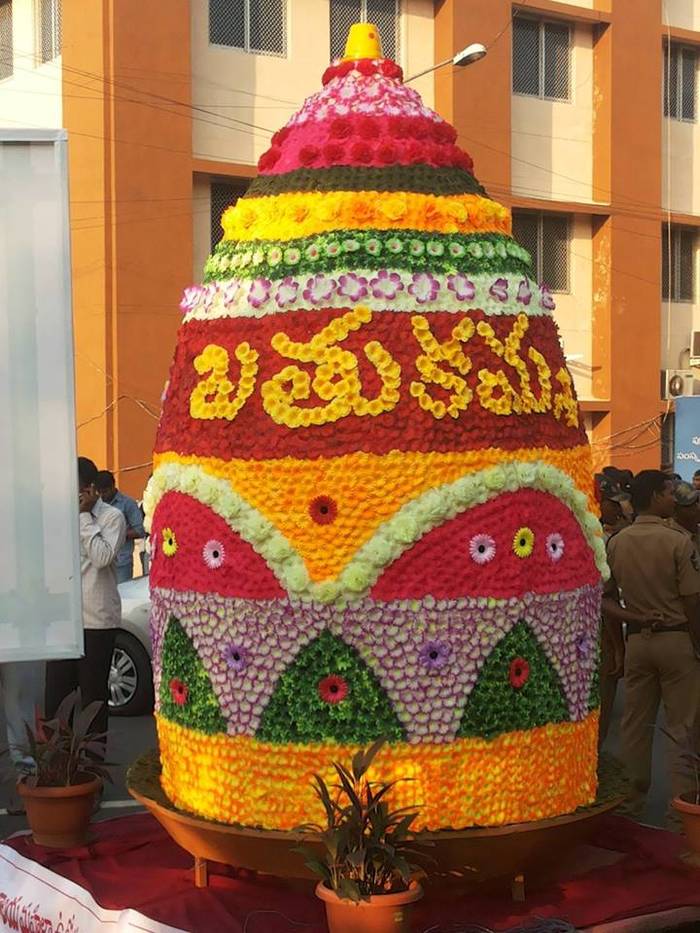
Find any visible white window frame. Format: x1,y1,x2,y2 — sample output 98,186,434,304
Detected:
37,0,61,64
662,225,696,303
664,43,697,123
209,0,287,58
0,0,13,81
513,210,571,294
512,16,571,103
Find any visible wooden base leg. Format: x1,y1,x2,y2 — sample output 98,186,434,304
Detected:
194,856,209,888
511,872,525,902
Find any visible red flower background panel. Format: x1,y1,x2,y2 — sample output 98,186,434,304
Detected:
150,491,285,599
371,489,599,601
155,310,585,461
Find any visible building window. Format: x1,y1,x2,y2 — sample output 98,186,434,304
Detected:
512,17,570,101
512,211,570,292
664,43,696,122
39,0,61,63
210,180,250,251
0,1,12,80
209,0,286,57
662,225,696,302
330,0,400,64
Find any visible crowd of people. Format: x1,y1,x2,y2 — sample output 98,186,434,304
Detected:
599,466,700,827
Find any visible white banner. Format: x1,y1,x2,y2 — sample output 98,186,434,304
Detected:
0,842,185,933
0,130,83,661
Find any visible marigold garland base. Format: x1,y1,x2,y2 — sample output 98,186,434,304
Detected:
156,712,598,832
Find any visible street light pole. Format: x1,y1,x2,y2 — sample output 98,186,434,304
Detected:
404,43,488,83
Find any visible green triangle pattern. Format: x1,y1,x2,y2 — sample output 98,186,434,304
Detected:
159,616,227,734
458,620,569,740
256,630,406,744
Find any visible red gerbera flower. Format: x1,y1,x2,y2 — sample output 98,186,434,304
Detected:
509,658,530,690
170,678,189,706
309,495,338,525
318,675,348,704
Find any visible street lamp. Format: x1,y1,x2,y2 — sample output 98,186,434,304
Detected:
404,43,487,83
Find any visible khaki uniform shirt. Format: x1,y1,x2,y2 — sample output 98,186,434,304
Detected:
79,498,126,630
606,515,700,626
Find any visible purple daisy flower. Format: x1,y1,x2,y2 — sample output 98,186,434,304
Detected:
275,276,299,308
303,273,336,304
337,272,369,302
248,278,272,309
418,640,451,671
179,285,203,313
540,284,556,310
223,643,249,673
408,272,440,304
489,277,509,302
516,278,532,306
575,634,594,659
447,273,476,302
369,269,404,300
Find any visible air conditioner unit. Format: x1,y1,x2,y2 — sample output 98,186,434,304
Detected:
690,331,700,367
661,369,695,399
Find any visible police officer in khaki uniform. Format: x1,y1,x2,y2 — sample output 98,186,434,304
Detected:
603,470,700,826
670,481,700,552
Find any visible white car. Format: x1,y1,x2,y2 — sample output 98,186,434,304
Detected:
110,575,153,716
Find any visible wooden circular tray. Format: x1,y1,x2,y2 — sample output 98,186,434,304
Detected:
127,750,623,889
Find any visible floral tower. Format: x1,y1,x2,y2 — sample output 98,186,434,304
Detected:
145,23,607,832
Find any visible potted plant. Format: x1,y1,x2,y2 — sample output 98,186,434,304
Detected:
296,738,427,933
662,727,700,854
6,690,112,848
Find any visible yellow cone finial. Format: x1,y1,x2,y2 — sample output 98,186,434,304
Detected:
343,22,383,61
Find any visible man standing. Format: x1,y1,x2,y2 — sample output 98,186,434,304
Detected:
671,481,700,551
603,470,700,826
693,469,700,492
598,478,632,749
95,470,145,583
45,458,126,742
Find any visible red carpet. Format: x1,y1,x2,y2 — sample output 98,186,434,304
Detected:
5,813,700,931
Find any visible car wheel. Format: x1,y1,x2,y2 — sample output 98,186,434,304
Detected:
109,631,154,717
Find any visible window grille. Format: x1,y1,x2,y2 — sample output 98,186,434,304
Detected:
512,211,570,292
40,0,61,62
210,180,250,251
664,43,696,121
513,16,570,101
0,1,12,80
209,0,286,57
662,225,696,302
330,0,399,63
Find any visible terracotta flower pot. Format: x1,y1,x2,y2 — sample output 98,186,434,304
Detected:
18,775,101,848
672,795,700,855
315,880,423,933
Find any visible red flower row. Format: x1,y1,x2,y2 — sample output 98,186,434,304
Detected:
321,58,404,86
259,116,472,175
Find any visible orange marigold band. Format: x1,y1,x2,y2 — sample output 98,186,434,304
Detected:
156,712,599,831
222,191,511,242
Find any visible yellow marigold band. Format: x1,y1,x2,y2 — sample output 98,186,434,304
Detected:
222,191,511,243
157,712,599,831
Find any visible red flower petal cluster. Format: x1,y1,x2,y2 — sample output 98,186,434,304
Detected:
509,658,530,689
318,675,349,704
170,677,189,706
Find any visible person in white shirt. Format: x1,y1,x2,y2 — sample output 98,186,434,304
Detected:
45,457,126,744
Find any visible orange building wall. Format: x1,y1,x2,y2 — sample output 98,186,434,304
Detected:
437,0,664,472
63,0,193,498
